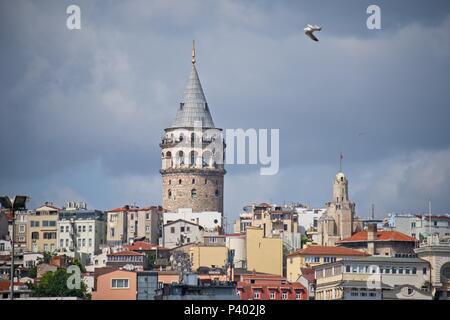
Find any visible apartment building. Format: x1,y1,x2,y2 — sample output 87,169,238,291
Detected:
314,256,432,300
246,226,283,277
387,214,450,241
163,219,204,248
286,245,369,282
27,203,60,253
237,273,307,300
106,205,162,246
57,206,106,264
337,223,418,257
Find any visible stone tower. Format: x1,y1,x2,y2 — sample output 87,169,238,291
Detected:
160,42,225,214
318,171,359,246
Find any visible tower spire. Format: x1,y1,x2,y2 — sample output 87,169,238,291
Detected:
192,40,196,65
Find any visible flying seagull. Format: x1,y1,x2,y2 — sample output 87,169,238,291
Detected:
304,24,322,42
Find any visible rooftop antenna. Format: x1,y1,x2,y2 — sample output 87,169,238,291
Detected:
371,203,375,220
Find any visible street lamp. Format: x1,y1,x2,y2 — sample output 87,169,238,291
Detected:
0,195,29,300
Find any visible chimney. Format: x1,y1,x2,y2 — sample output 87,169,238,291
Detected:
367,223,377,255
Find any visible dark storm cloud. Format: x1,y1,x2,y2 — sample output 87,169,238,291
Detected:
0,0,449,221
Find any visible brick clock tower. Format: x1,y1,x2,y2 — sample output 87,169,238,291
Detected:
160,42,225,214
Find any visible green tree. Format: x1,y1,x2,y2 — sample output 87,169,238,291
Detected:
31,268,90,299
147,251,156,269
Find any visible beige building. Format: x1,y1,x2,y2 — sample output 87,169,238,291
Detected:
286,245,369,282
27,203,60,253
246,226,283,276
234,203,302,250
415,235,450,299
318,171,363,246
189,244,228,271
314,256,432,300
337,223,418,257
14,210,29,253
106,205,162,246
160,44,225,214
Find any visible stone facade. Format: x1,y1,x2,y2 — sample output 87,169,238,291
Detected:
318,171,362,246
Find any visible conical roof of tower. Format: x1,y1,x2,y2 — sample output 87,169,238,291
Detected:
170,64,215,129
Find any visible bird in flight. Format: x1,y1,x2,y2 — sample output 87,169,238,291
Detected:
304,24,322,42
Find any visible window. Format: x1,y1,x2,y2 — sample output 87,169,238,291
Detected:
89,225,93,232
19,236,25,242
405,268,411,275
324,257,336,263
60,239,64,248
282,292,288,300
346,265,351,273
369,291,376,297
168,190,172,198
145,226,150,232
191,189,197,198
215,189,219,197
253,291,260,299
269,291,275,300
65,226,69,232
186,227,190,232
146,213,150,220
423,268,427,275
31,221,40,228
360,289,367,297
78,226,82,233
305,256,320,263
178,179,182,185
44,244,48,252
296,292,302,300
82,239,86,247
181,227,185,232
112,279,129,288
350,288,358,297
89,238,92,247
110,228,115,237
31,232,39,240
171,227,175,234
66,239,69,247
19,225,25,233
82,226,86,232
192,179,196,184
398,268,404,274
60,226,65,233
392,267,397,274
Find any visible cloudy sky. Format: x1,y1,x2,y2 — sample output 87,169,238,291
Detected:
1,0,449,228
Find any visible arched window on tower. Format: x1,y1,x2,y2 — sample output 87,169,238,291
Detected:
215,189,219,197
202,151,212,167
168,189,172,198
178,151,184,165
190,151,197,166
191,189,197,198
166,151,172,167
191,132,195,145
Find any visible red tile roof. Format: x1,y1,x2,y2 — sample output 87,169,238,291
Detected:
287,245,369,257
108,250,144,256
124,241,168,251
337,231,417,243
299,268,315,282
108,205,161,213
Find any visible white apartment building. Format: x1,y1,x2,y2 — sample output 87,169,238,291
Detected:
387,214,450,241
163,208,222,233
57,208,106,265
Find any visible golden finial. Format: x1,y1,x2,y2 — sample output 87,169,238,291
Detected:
191,40,196,64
